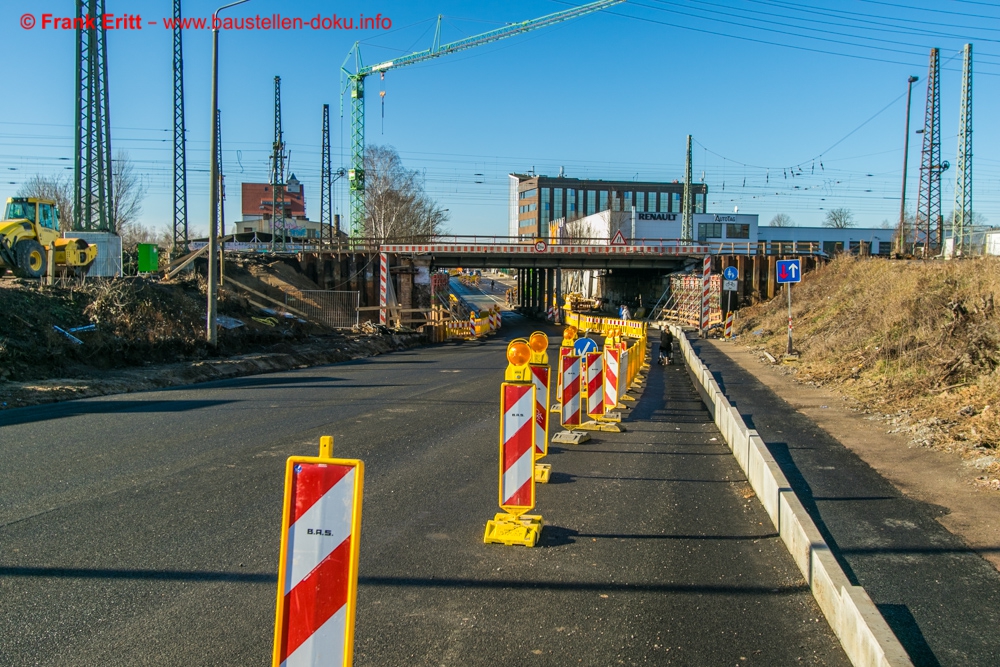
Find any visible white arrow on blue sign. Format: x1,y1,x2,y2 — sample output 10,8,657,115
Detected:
574,338,599,355
723,266,739,281
776,259,801,284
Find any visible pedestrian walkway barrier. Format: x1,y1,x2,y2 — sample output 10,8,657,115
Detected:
484,340,544,547
439,306,502,341
273,436,364,667
604,334,623,411
551,326,577,415
559,352,582,428
528,332,552,484
671,326,913,667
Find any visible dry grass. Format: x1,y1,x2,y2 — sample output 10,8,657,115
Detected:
736,255,1000,457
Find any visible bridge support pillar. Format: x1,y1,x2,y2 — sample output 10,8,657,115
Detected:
766,255,777,300
555,269,562,324
736,254,747,306
546,269,554,319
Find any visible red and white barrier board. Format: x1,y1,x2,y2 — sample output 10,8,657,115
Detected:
560,355,582,427
585,351,604,419
530,365,549,457
604,347,620,411
700,254,711,330
500,383,536,513
273,458,364,667
379,253,389,326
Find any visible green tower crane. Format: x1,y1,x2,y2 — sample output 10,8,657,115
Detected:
341,0,623,238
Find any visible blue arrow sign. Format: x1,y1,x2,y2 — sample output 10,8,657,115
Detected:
574,338,599,355
776,259,801,284
723,266,738,281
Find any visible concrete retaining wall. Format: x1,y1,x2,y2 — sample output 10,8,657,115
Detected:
670,326,913,667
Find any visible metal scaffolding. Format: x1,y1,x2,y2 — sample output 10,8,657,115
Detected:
73,0,114,232
952,44,973,257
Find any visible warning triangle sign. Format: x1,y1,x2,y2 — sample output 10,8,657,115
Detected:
610,230,628,246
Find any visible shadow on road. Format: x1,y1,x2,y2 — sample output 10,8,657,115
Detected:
0,399,238,428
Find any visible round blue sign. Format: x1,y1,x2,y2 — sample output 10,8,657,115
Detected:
723,266,739,281
574,338,599,355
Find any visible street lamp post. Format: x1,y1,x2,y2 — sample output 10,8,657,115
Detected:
207,0,249,346
896,75,919,256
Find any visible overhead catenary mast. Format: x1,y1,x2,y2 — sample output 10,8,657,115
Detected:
915,48,946,258
321,104,333,243
270,76,287,252
340,0,623,237
682,135,693,242
74,0,114,232
952,44,973,257
172,0,189,253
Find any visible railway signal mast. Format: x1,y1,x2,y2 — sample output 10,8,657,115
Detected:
340,0,623,238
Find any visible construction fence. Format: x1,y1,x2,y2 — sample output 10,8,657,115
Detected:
284,290,360,329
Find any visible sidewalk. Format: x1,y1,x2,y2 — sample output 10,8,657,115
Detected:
687,336,1000,666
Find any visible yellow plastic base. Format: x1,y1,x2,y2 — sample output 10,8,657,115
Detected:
597,411,622,423
622,394,637,402
534,463,552,483
551,430,592,445
576,420,624,433
550,405,561,413
484,513,543,547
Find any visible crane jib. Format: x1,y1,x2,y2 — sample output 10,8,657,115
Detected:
356,0,623,77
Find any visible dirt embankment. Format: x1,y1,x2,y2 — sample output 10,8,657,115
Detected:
735,255,1000,485
0,256,426,410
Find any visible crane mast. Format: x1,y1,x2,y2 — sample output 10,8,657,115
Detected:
341,0,623,237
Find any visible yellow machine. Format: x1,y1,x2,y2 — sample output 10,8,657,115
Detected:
0,197,98,278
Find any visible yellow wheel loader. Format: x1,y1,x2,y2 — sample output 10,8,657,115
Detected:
0,197,98,278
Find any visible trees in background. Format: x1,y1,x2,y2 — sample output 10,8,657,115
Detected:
364,145,448,241
769,213,794,227
16,175,74,231
823,208,855,228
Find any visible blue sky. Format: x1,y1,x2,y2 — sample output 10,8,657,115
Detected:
2,0,998,237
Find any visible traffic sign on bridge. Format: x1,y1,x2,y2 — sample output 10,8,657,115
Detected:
776,259,801,284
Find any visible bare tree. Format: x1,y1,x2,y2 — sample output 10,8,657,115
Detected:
769,213,794,227
111,150,147,239
364,145,448,241
16,174,74,230
823,207,855,229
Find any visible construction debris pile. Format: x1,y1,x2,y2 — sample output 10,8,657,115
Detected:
0,274,317,383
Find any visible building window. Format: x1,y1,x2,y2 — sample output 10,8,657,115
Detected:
725,224,750,239
698,223,723,240
657,193,669,213
554,187,564,221
823,241,844,255
671,192,681,212
696,193,705,213
586,191,596,216
598,191,608,212
566,189,576,216
519,188,537,200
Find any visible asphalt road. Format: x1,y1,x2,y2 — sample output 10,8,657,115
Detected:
693,338,1000,666
0,317,847,666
